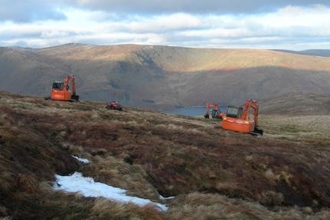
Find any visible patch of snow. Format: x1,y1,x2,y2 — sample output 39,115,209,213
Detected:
159,195,175,200
72,155,90,164
53,172,168,211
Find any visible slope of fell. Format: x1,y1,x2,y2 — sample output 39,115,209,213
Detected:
1,44,330,110
260,93,330,115
133,46,330,72
36,45,330,72
1,91,330,219
274,49,330,57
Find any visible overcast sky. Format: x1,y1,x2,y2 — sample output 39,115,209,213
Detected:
0,0,329,50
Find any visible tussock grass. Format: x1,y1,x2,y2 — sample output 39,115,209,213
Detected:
1,92,330,219
167,192,330,220
15,174,40,194
82,155,160,200
260,115,330,143
91,198,164,220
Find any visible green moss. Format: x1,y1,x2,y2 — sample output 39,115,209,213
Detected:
278,124,306,133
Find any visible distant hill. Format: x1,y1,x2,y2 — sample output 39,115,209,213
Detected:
300,49,330,57
260,93,330,115
274,49,330,57
1,44,330,111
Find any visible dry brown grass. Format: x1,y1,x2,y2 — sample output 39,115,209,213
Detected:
260,114,330,143
1,92,330,219
167,192,330,220
91,198,164,220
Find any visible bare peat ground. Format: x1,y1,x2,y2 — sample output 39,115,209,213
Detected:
1,91,330,219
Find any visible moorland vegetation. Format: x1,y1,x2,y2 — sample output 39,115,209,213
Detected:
1,91,330,219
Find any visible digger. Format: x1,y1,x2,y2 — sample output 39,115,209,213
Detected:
204,103,224,119
221,99,263,136
49,75,79,102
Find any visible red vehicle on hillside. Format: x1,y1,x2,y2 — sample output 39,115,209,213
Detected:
106,101,123,111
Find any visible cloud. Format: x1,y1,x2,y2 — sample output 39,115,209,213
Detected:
0,1,329,49
110,13,202,33
1,0,329,23
0,0,67,22
71,0,329,14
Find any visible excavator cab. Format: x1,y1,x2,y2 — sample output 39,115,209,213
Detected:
225,106,243,118
52,81,64,90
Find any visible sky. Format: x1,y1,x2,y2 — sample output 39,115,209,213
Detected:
0,0,330,50
53,156,169,211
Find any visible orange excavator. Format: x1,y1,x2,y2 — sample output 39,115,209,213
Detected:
221,99,263,136
204,103,224,119
50,75,79,102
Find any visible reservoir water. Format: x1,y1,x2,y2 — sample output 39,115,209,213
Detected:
169,106,227,117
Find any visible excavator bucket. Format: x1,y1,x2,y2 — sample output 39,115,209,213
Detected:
250,127,263,136
70,94,79,102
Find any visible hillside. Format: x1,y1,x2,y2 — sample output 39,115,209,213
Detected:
275,49,330,57
1,44,330,110
1,91,330,219
260,93,330,115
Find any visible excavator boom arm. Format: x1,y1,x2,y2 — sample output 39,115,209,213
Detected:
241,99,259,127
69,75,76,95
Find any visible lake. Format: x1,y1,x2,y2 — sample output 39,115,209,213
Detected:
168,106,227,117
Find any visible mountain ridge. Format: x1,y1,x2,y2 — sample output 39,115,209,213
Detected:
1,44,330,110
